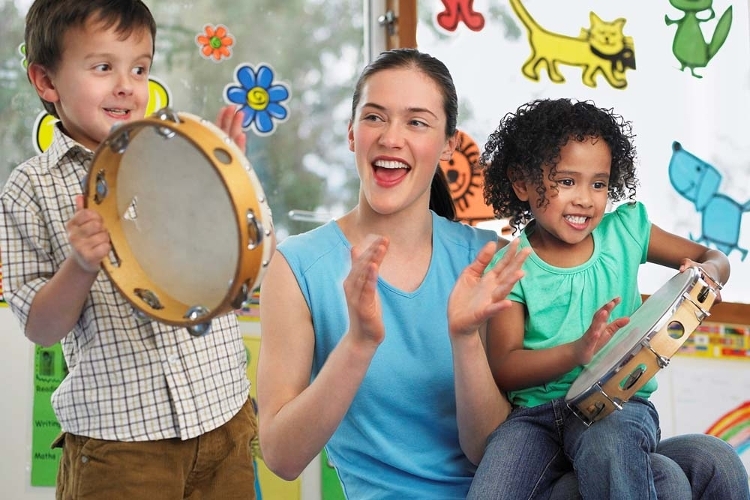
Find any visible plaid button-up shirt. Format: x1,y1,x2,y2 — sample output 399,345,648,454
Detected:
0,126,249,441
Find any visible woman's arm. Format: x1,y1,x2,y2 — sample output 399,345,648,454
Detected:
447,239,525,464
257,235,388,480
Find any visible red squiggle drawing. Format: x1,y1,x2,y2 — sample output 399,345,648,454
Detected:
437,0,485,32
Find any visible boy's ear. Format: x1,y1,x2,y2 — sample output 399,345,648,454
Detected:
509,168,530,201
440,131,458,162
27,64,59,104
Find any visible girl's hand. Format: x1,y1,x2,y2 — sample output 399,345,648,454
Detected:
448,238,530,338
573,297,630,365
679,258,723,303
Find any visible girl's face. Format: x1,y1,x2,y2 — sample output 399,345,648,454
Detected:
513,136,612,252
33,18,152,152
348,67,456,217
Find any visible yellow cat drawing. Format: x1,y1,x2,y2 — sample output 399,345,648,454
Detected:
510,0,635,89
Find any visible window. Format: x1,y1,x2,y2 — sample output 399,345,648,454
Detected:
1,0,371,240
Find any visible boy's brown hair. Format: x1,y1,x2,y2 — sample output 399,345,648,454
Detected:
25,0,157,117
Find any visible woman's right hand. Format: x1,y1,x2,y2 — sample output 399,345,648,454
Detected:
343,234,389,346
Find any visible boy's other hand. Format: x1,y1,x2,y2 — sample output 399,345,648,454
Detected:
215,105,246,151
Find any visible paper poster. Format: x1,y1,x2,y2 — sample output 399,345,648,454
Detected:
242,335,302,499
30,343,65,486
677,322,750,360
321,448,346,500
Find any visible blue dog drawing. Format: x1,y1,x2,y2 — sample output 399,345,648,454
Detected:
668,141,749,261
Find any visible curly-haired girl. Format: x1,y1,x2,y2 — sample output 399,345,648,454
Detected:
468,98,736,499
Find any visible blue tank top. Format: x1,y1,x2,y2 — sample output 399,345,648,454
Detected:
278,211,497,499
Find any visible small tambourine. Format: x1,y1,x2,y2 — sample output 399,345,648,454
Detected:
566,267,721,425
84,108,273,336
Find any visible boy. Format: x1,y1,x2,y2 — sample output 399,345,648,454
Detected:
0,1,257,498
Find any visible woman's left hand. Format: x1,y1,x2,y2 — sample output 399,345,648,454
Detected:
448,238,530,338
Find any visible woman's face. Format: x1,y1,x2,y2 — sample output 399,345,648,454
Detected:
348,67,456,216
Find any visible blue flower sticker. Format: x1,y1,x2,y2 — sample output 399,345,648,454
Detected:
224,63,290,136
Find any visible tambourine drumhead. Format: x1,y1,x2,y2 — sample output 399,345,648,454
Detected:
84,108,273,329
564,266,722,428
567,269,699,399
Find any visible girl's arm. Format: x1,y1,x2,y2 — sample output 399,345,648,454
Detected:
486,299,628,392
647,224,730,289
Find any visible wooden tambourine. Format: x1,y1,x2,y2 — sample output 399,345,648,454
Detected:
84,108,273,335
566,267,720,425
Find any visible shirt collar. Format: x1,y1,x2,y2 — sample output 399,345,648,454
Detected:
44,122,94,169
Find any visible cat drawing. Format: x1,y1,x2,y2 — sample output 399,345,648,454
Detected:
510,0,636,89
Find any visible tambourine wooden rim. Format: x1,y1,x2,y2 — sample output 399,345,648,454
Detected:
84,108,272,331
565,267,718,425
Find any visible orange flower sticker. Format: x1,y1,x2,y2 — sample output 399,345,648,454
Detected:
196,24,234,62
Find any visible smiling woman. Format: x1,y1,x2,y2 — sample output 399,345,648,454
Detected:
257,47,530,499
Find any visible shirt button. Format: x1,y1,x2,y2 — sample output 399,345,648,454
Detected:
81,456,89,463
168,354,179,364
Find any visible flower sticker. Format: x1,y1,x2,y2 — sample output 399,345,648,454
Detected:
224,63,290,136
196,24,234,62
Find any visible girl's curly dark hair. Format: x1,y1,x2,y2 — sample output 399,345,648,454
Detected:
481,98,638,232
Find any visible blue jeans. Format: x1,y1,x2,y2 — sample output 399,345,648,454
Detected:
549,433,750,499
468,397,660,500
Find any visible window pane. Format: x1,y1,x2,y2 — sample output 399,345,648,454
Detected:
1,0,366,240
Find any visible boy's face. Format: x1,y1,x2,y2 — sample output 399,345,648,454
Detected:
33,18,153,152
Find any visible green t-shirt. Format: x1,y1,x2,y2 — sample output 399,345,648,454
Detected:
488,202,656,407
